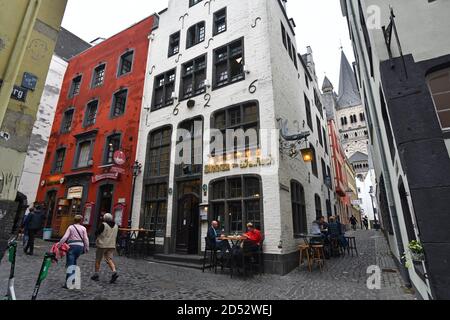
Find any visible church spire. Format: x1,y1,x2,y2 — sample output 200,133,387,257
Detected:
337,51,362,109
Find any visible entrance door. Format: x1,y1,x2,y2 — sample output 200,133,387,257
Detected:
176,194,199,254
93,184,114,234
44,191,57,228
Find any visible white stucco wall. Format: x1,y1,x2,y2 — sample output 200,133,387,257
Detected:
18,55,68,204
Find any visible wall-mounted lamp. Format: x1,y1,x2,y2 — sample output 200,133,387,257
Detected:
301,148,314,162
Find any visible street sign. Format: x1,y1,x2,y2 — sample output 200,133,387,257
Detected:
22,72,38,91
0,79,28,102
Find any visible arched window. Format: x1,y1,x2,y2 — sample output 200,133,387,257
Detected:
315,194,322,219
427,68,450,131
142,126,173,234
291,180,307,236
310,144,318,177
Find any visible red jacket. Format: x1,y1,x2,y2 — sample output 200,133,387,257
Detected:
244,229,262,245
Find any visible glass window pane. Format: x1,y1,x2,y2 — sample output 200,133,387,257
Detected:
438,110,450,129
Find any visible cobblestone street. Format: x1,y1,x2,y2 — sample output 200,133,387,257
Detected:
0,230,416,300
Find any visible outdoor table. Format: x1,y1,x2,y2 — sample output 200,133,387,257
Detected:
221,235,246,247
117,229,155,257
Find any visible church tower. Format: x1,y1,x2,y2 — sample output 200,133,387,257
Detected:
335,50,370,177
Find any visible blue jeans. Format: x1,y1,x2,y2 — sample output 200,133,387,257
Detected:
66,245,84,269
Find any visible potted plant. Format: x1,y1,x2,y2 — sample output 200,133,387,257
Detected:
402,240,425,268
409,240,425,262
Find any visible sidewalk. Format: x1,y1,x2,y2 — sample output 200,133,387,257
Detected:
0,230,416,300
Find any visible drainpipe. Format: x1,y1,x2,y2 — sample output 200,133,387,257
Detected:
345,0,411,287
0,0,42,127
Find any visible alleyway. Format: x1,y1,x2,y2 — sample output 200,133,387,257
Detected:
0,230,416,300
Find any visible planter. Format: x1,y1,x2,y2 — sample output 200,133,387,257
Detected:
411,252,424,262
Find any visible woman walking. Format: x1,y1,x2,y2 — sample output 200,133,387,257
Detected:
58,215,89,289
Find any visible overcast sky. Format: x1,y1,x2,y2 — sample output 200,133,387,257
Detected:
62,0,354,89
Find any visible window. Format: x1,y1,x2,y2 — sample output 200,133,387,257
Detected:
291,180,307,236
305,73,310,89
84,100,98,127
104,134,121,165
53,148,66,173
327,165,332,189
321,158,327,185
213,8,227,35
350,115,357,124
210,176,262,233
293,47,298,69
314,90,323,115
281,23,287,49
287,36,293,59
315,194,322,219
304,94,313,131
168,32,180,57
360,112,366,122
75,141,92,168
358,0,373,77
146,127,172,178
323,127,328,154
317,116,323,146
341,117,348,126
427,68,450,131
211,102,259,157
310,144,318,177
61,109,74,133
111,89,128,117
92,64,105,88
143,183,168,236
118,51,133,76
186,21,205,49
213,38,245,88
176,118,203,177
69,75,82,98
380,87,396,161
180,55,207,100
189,0,202,7
152,69,176,111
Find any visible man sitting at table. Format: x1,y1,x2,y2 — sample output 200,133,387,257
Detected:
207,221,230,257
242,223,263,253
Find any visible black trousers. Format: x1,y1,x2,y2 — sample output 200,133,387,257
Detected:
24,229,37,254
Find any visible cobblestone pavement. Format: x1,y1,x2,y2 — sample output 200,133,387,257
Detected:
0,230,416,300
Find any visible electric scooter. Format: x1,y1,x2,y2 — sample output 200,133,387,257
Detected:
4,237,18,300
31,252,57,300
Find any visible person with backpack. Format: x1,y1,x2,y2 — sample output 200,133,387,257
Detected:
23,206,45,255
58,215,89,289
91,213,119,284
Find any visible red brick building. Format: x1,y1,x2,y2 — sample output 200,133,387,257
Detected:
36,16,156,238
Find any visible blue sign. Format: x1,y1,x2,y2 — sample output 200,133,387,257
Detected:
22,72,38,91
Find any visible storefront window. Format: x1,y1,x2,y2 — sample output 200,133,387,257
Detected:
210,175,262,233
143,183,168,236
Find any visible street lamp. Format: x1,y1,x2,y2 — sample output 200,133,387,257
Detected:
128,161,142,228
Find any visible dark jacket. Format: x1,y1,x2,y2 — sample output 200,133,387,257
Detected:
27,211,45,231
207,227,219,248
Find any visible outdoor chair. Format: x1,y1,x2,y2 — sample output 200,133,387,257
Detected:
299,236,312,272
345,236,358,257
202,237,219,273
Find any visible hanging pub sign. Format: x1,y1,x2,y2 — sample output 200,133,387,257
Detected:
113,150,126,166
0,79,28,102
113,203,126,227
83,203,94,226
92,172,119,183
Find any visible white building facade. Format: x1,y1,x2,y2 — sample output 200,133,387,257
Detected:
341,0,450,299
133,0,333,274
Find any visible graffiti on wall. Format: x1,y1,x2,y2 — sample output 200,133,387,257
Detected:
0,171,21,196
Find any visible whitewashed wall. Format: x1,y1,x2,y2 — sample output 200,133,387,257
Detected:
18,55,68,204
